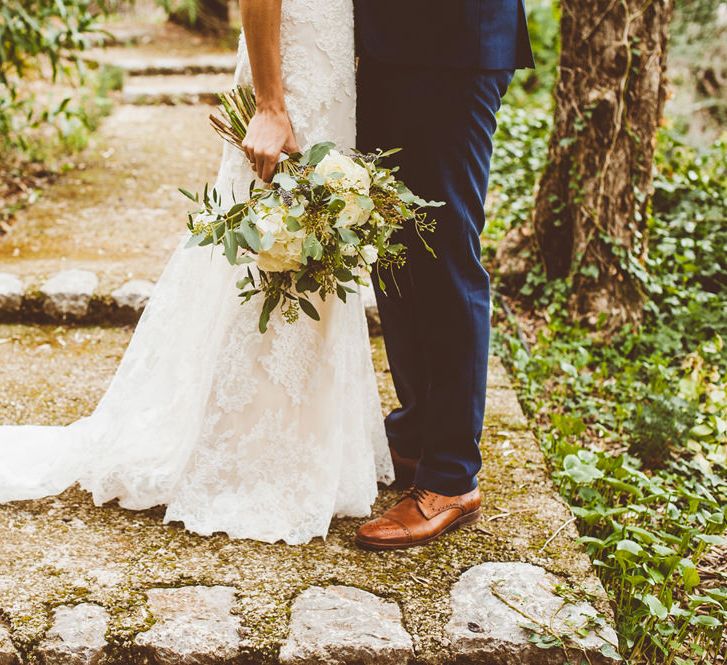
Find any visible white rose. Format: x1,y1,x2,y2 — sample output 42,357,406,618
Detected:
255,209,285,236
253,207,305,272
256,236,304,272
336,192,371,228
360,244,378,265
315,150,371,193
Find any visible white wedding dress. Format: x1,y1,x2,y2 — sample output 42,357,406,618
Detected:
0,0,393,545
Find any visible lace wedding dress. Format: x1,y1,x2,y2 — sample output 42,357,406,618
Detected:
0,0,393,544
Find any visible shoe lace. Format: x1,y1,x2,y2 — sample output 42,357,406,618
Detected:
402,485,429,504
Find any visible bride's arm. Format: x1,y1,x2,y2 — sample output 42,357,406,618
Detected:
239,0,299,182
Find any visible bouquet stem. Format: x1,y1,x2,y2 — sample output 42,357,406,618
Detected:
209,85,294,175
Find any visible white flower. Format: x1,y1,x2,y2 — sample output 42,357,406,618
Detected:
253,207,305,272
315,150,371,193
336,192,371,228
256,239,304,272
360,244,378,265
255,209,286,236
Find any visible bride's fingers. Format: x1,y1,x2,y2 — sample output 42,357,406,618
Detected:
254,152,266,180
284,134,300,155
241,139,253,163
261,154,277,182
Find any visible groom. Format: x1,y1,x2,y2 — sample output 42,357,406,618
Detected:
354,0,534,550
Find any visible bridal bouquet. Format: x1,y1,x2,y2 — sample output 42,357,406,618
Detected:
182,85,442,333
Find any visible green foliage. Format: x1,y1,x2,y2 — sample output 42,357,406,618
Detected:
645,131,727,341
499,323,726,663
3,64,120,165
483,103,551,261
628,394,695,468
0,0,110,156
667,0,726,140
158,0,231,37
156,0,199,28
670,0,725,60
507,0,560,109
0,0,102,85
490,101,727,661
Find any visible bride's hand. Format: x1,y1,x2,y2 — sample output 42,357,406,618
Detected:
242,107,300,182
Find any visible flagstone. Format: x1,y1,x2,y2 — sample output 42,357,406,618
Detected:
135,586,242,664
0,275,23,313
40,270,98,318
36,604,109,665
280,586,413,664
446,562,620,664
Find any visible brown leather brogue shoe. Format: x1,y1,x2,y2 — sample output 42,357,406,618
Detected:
355,485,481,550
389,446,418,488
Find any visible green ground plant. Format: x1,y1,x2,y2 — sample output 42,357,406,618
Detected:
488,79,727,665
486,4,726,659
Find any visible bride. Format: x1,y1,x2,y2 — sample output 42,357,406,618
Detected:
0,0,394,545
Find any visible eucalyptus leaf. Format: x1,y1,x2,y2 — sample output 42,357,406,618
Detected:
223,228,238,264
185,233,206,249
338,227,360,245
298,297,320,321
179,187,198,202
303,234,324,261
287,202,305,218
260,231,276,251
305,141,335,166
273,172,297,191
240,221,262,252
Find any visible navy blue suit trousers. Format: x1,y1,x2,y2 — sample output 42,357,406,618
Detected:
356,60,514,495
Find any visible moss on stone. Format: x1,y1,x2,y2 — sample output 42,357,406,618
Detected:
0,324,608,662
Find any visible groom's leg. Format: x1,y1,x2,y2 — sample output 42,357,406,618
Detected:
371,261,428,459
357,64,429,460
357,58,514,495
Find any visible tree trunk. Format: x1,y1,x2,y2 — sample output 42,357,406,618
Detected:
533,0,673,327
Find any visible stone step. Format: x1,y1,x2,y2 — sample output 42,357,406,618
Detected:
1,576,619,664
0,321,619,662
0,269,381,330
85,24,158,48
0,103,221,294
83,50,237,76
121,73,233,105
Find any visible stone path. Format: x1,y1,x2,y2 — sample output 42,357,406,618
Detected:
0,12,621,665
0,103,219,300
0,339,618,664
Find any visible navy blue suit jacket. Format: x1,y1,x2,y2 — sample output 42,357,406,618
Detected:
354,0,534,70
